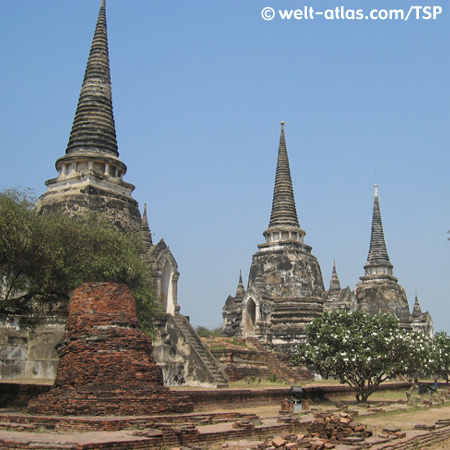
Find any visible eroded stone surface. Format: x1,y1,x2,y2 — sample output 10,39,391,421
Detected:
222,124,324,352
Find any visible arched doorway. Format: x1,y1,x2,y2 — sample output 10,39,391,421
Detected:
161,261,174,314
242,298,256,335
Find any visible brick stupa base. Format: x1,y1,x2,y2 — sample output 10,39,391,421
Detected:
26,282,193,415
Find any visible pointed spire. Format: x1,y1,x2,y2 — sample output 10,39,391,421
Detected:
142,203,149,228
261,123,307,248
65,0,118,157
412,292,422,316
329,260,341,292
268,122,300,228
364,184,394,277
141,203,153,249
37,0,141,232
235,270,245,297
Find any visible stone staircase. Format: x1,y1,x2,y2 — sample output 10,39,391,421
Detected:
245,337,313,383
171,314,230,388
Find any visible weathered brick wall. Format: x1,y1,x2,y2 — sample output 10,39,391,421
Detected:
0,411,259,432
2,380,412,410
26,283,193,415
184,382,412,409
210,348,273,381
0,438,163,450
377,426,450,450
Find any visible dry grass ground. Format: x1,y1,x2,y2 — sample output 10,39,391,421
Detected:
204,388,450,450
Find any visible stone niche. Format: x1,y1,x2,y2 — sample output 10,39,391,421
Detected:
26,282,193,415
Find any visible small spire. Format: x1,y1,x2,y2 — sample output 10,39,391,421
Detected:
329,260,341,292
142,203,149,228
140,203,153,249
235,270,245,297
65,0,118,157
268,122,300,228
412,292,422,316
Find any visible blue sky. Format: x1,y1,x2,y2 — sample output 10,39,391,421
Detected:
1,1,449,332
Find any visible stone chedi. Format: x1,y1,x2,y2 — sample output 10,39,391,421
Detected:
323,185,433,336
26,283,193,415
1,0,228,389
354,184,412,329
34,0,182,319
36,0,140,232
222,123,325,351
0,0,173,382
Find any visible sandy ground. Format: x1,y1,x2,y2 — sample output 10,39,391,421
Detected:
359,407,450,450
203,399,450,449
2,384,450,449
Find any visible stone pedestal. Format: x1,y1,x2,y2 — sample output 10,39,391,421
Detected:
26,282,193,415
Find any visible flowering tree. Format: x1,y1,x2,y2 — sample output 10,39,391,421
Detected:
428,332,450,383
293,310,431,402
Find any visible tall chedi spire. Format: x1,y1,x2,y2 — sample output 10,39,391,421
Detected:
37,0,141,232
261,122,307,249
363,184,394,278
64,0,118,158
269,122,300,228
222,122,324,350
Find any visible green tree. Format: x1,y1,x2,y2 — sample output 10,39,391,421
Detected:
429,331,450,383
293,310,429,402
195,326,222,338
0,188,159,334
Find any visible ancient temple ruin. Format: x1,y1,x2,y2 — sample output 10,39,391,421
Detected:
323,184,433,335
354,184,413,328
26,283,193,415
224,139,434,352
0,0,228,388
222,122,325,352
36,0,140,232
1,1,435,388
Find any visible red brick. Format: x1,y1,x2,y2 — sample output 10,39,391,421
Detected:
26,283,193,416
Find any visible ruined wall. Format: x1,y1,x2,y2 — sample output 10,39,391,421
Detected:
0,316,64,381
26,283,193,415
211,348,273,381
